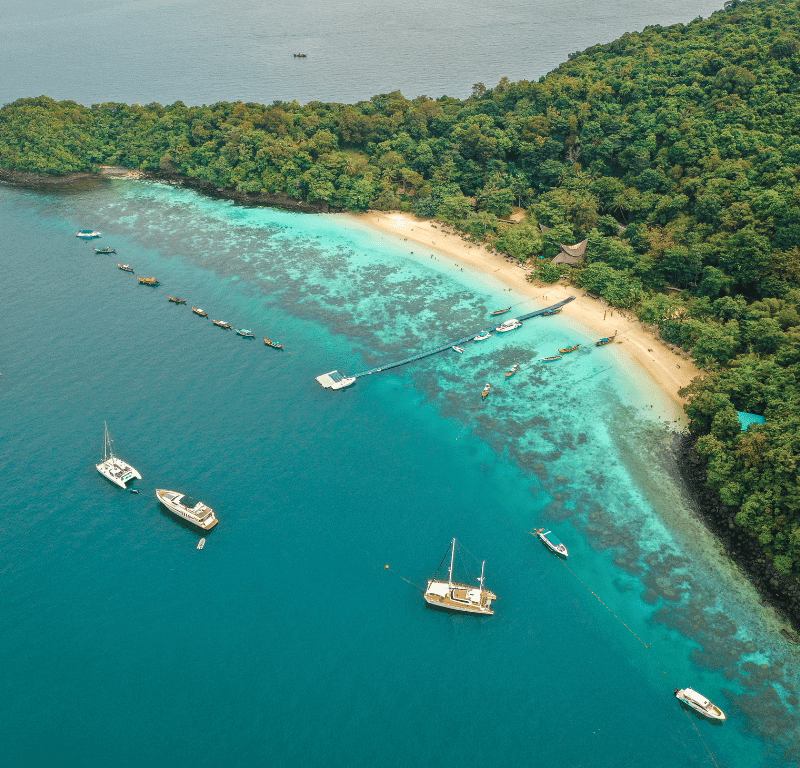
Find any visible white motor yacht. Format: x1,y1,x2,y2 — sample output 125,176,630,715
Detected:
76,229,102,238
156,489,219,530
95,422,142,489
674,688,726,720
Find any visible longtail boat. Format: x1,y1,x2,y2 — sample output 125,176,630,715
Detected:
489,307,511,316
596,333,617,346
192,306,207,317
95,247,116,254
540,307,562,316
558,344,580,354
505,364,519,378
136,276,159,285
481,383,491,399
235,328,255,338
263,338,284,349
540,355,562,362
118,264,133,272
212,319,232,328
167,296,186,304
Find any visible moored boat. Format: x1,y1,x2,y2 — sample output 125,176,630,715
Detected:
496,318,522,333
596,333,617,346
535,529,568,557
156,489,218,530
212,319,232,328
452,346,465,354
558,344,580,354
263,338,283,349
197,538,206,550
236,328,255,337
136,276,159,285
118,264,133,272
540,307,562,316
481,383,491,399
95,421,141,489
473,331,492,341
423,538,496,615
489,307,511,316
94,247,116,254
76,229,101,238
674,688,726,721
540,355,563,362
192,306,207,317
505,364,519,377
167,296,186,304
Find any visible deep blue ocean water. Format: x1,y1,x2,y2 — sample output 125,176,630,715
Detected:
1,178,799,768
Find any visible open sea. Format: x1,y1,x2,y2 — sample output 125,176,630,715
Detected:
2,1,800,767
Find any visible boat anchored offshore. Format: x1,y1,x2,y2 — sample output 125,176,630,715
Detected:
496,318,522,333
167,296,186,304
482,383,491,399
76,229,101,238
192,306,207,317
235,328,255,337
156,489,219,530
212,319,232,328
136,276,159,286
540,355,562,362
558,344,580,354
197,538,206,550
95,247,116,254
536,529,568,557
263,338,283,349
95,421,141,489
316,370,356,389
118,264,133,272
423,538,496,615
674,688,726,721
505,364,519,377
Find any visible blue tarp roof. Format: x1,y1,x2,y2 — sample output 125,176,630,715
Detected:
736,411,765,430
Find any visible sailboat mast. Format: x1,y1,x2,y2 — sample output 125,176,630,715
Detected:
103,421,109,461
479,560,485,591
448,538,455,586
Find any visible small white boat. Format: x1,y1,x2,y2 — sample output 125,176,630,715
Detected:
95,422,141,489
156,489,219,530
423,538,496,615
76,229,101,238
674,688,726,721
473,331,491,341
536,529,568,557
197,538,206,550
452,346,465,354
496,318,522,333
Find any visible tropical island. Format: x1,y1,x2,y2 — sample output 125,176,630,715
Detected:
2,0,799,620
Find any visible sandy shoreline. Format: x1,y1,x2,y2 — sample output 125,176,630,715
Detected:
342,210,701,407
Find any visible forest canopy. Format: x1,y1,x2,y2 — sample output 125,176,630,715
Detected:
2,0,800,575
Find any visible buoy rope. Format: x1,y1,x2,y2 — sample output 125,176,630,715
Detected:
680,705,722,768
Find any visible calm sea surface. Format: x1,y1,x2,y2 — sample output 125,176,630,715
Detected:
2,2,800,767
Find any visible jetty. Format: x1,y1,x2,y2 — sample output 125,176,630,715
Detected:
316,296,575,388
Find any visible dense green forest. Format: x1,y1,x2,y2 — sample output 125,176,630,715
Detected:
2,0,800,576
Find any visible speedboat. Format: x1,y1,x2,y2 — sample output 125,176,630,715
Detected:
235,328,255,337
192,306,207,317
197,538,206,550
95,422,141,489
156,489,218,530
540,355,562,362
505,364,519,377
674,688,726,721
473,331,492,341
76,229,101,238
536,529,568,557
212,319,232,328
452,346,465,354
167,296,186,304
495,318,522,333
118,264,133,272
481,383,491,399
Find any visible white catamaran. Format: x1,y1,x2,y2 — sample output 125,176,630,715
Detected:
423,538,496,615
95,422,142,489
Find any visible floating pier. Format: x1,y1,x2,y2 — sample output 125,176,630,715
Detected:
316,297,576,389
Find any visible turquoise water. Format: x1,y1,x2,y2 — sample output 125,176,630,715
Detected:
1,0,726,106
2,178,798,767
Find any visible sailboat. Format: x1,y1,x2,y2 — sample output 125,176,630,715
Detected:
95,422,142,489
423,538,496,615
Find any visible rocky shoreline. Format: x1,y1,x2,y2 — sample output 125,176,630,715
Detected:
0,166,339,214
675,432,800,637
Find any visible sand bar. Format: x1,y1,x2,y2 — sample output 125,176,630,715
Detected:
343,210,702,406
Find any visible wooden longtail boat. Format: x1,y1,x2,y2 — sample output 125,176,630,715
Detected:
540,307,562,316
558,344,580,354
118,264,133,272
167,296,186,304
481,383,491,399
596,333,617,346
263,338,283,349
95,247,116,254
192,307,208,317
136,276,159,285
212,319,231,328
505,364,519,378
235,328,255,338
489,307,511,316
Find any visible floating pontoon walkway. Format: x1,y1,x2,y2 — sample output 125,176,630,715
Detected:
317,297,576,388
